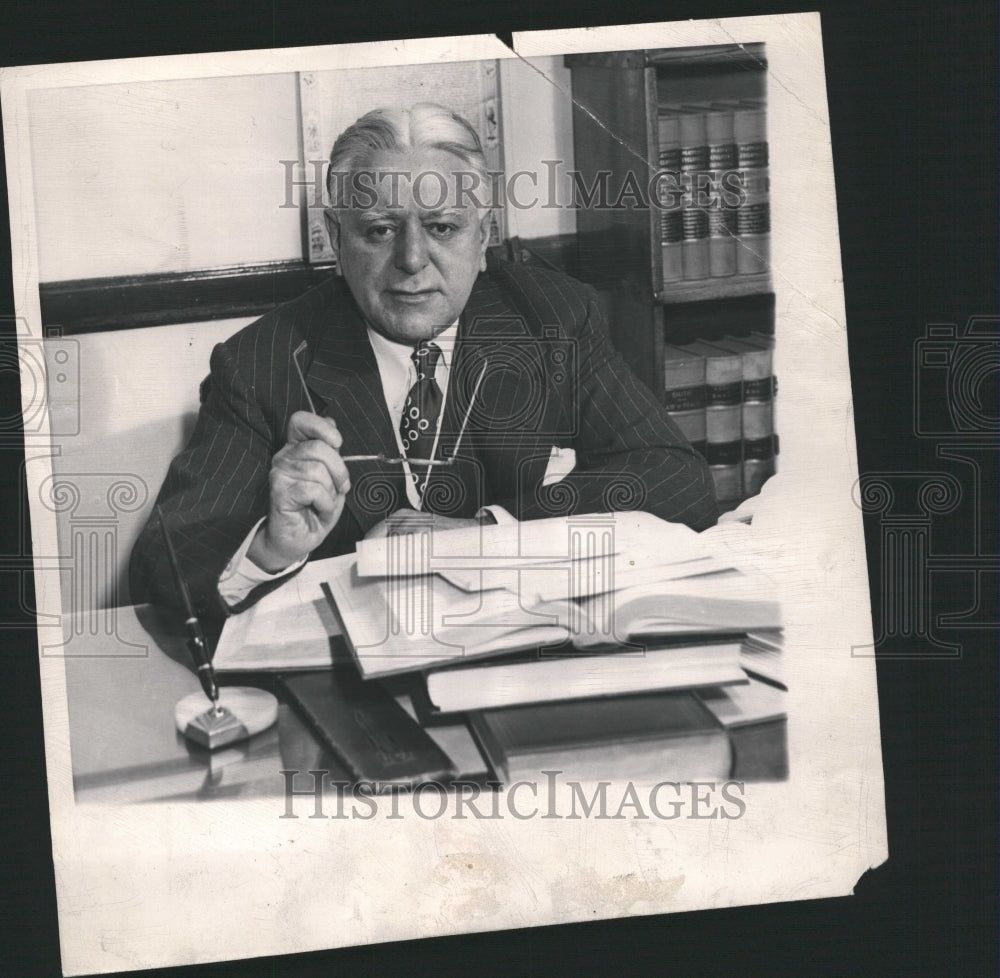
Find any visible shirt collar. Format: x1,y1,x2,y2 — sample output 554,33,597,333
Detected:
366,321,459,369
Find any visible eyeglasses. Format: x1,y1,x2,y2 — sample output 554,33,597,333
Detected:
292,340,488,469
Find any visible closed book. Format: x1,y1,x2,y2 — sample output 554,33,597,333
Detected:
732,100,770,276
670,105,709,280
656,111,683,284
703,104,738,278
739,628,785,688
697,679,787,781
468,689,732,784
424,635,747,713
680,340,743,502
704,335,778,497
662,343,707,456
279,668,456,787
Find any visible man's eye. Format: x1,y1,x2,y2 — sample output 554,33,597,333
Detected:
366,225,395,241
426,223,456,238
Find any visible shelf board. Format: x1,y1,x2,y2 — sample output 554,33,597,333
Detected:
566,43,766,73
656,274,773,304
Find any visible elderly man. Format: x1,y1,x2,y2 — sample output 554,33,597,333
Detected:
130,102,718,619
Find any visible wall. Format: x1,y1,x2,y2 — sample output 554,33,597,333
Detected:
29,73,304,281
499,55,577,241
28,59,575,284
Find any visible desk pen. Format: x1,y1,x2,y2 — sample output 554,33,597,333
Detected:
156,504,220,710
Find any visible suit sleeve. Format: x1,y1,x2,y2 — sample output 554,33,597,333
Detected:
490,288,719,531
129,339,278,619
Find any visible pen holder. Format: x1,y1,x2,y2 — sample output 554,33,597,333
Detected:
174,687,278,750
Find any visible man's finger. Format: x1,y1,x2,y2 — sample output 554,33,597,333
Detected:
274,474,338,522
287,410,343,450
276,439,351,495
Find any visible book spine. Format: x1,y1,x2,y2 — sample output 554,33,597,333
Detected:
657,111,684,284
676,107,709,281
466,711,509,782
662,344,707,457
681,342,742,503
702,336,779,500
738,339,777,497
733,101,770,276
704,106,738,278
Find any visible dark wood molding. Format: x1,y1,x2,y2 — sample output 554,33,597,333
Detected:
36,232,767,337
40,260,339,335
38,238,585,336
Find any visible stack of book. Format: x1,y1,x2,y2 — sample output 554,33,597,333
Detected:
662,333,778,505
657,101,770,286
214,514,786,785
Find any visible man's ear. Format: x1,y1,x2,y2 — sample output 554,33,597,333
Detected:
478,210,492,272
323,207,343,276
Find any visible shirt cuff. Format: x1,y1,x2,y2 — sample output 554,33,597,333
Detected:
218,517,307,609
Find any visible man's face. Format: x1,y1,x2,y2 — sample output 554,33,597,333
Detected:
326,147,491,344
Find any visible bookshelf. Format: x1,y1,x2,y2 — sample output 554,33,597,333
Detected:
565,44,776,506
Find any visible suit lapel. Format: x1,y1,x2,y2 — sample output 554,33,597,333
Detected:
447,278,554,504
301,294,408,532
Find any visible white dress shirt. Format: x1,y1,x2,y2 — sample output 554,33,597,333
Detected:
219,321,516,607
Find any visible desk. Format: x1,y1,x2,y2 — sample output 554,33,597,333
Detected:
63,606,785,803
64,606,343,802
63,606,486,803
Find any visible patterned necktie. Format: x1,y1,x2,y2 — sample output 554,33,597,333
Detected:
399,341,443,497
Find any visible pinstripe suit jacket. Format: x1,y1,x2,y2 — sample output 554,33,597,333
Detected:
130,260,718,618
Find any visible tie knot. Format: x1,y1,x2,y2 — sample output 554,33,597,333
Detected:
412,342,442,378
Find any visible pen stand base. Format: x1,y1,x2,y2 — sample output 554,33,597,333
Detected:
174,687,279,750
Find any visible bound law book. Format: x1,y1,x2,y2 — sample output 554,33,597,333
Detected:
669,105,710,281
732,100,770,276
656,111,683,285
662,342,707,457
696,676,787,781
423,634,747,714
678,339,744,504
703,104,738,278
703,334,779,497
468,689,732,784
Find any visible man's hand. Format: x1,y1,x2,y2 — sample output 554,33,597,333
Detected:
364,508,484,540
248,411,351,572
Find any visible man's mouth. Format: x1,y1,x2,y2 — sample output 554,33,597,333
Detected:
388,288,438,304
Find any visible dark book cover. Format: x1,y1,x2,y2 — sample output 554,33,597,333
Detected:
469,689,731,782
279,667,456,787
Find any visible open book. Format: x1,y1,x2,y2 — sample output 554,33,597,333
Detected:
325,557,780,679
213,513,781,677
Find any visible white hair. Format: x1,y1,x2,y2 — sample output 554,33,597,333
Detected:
326,102,490,208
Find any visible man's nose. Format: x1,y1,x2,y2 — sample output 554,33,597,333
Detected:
394,225,430,275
